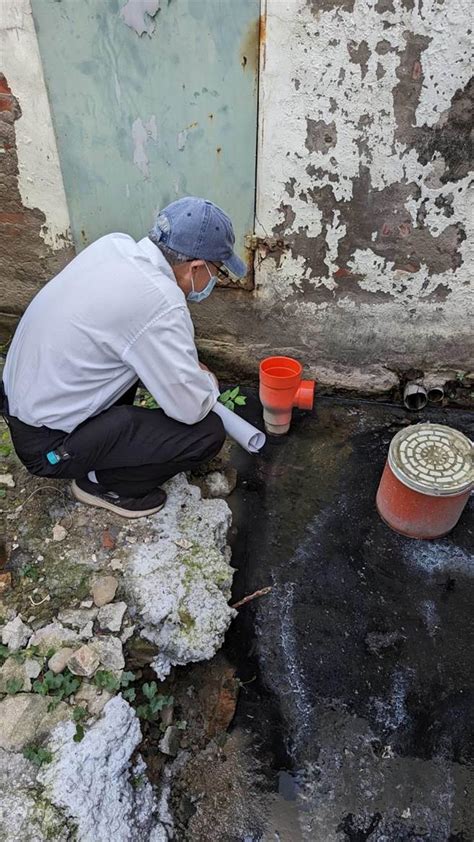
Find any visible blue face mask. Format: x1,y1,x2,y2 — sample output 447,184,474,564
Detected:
187,262,217,303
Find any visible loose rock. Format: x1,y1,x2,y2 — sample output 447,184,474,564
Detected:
48,647,76,675
57,607,98,629
0,473,15,488
24,659,42,680
1,615,32,651
158,725,181,757
120,624,136,644
75,682,113,717
79,621,95,639
52,524,67,542
28,622,80,653
0,572,12,594
97,601,127,633
0,693,69,751
0,658,32,693
109,558,124,572
67,645,100,677
90,636,124,671
92,576,118,607
80,599,94,609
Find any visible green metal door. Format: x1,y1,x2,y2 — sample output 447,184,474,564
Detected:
31,0,259,284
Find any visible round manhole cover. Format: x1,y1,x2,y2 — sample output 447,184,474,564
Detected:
388,423,473,496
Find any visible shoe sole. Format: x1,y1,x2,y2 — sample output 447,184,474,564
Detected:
71,480,165,519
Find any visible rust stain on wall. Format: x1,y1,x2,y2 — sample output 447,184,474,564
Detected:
239,16,260,76
0,74,73,342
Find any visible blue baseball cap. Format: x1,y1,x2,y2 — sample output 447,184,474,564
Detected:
151,197,247,278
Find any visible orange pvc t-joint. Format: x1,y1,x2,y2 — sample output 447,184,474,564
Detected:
259,356,315,435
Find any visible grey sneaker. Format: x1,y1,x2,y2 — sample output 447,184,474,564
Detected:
71,478,166,519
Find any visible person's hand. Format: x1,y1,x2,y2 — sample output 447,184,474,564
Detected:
199,362,219,390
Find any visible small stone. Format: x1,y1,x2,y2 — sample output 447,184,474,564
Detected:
102,529,116,551
0,572,12,594
160,704,174,728
158,725,180,757
92,576,118,607
1,615,33,651
52,524,67,542
75,682,113,717
0,657,31,693
203,469,237,498
28,622,80,653
126,536,137,545
174,538,192,550
24,659,42,680
97,602,127,633
48,647,76,674
90,636,124,671
80,599,94,608
79,621,95,639
109,558,124,572
57,607,98,629
0,473,15,488
120,624,136,643
67,644,100,677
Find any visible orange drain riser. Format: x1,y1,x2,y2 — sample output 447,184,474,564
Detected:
259,356,315,435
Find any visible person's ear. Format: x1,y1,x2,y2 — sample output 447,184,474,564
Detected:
189,259,205,274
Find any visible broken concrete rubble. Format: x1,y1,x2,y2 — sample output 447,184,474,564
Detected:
39,697,169,841
97,601,127,632
1,614,32,651
0,450,235,841
124,473,235,679
0,693,70,752
90,636,125,672
28,622,80,652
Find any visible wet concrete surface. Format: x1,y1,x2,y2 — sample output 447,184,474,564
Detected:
223,393,473,841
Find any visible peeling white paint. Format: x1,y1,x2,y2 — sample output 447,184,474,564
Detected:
324,210,346,279
414,0,473,127
255,0,473,362
132,115,158,179
120,0,160,38
0,0,71,249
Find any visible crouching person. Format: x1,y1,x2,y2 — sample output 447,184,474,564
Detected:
1,197,245,518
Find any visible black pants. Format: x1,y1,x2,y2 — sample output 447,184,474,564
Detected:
1,382,225,498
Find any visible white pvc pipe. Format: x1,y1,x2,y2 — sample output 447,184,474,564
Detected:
212,402,266,454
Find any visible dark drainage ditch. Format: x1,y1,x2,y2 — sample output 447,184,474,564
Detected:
221,391,473,841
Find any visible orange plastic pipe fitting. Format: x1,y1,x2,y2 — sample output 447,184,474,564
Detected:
259,356,315,435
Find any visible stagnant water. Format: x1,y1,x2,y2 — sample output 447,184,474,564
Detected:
223,394,473,841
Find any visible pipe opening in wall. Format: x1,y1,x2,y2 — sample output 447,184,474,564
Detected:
403,382,428,411
427,386,444,404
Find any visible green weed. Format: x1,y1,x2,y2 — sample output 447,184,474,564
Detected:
136,681,173,722
22,745,53,767
218,386,246,412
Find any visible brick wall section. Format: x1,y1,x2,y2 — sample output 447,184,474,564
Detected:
0,73,74,345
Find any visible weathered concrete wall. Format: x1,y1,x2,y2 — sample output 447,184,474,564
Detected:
1,0,472,392
0,0,73,344
195,0,473,392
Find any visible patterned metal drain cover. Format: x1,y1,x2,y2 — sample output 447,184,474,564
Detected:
388,423,473,496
